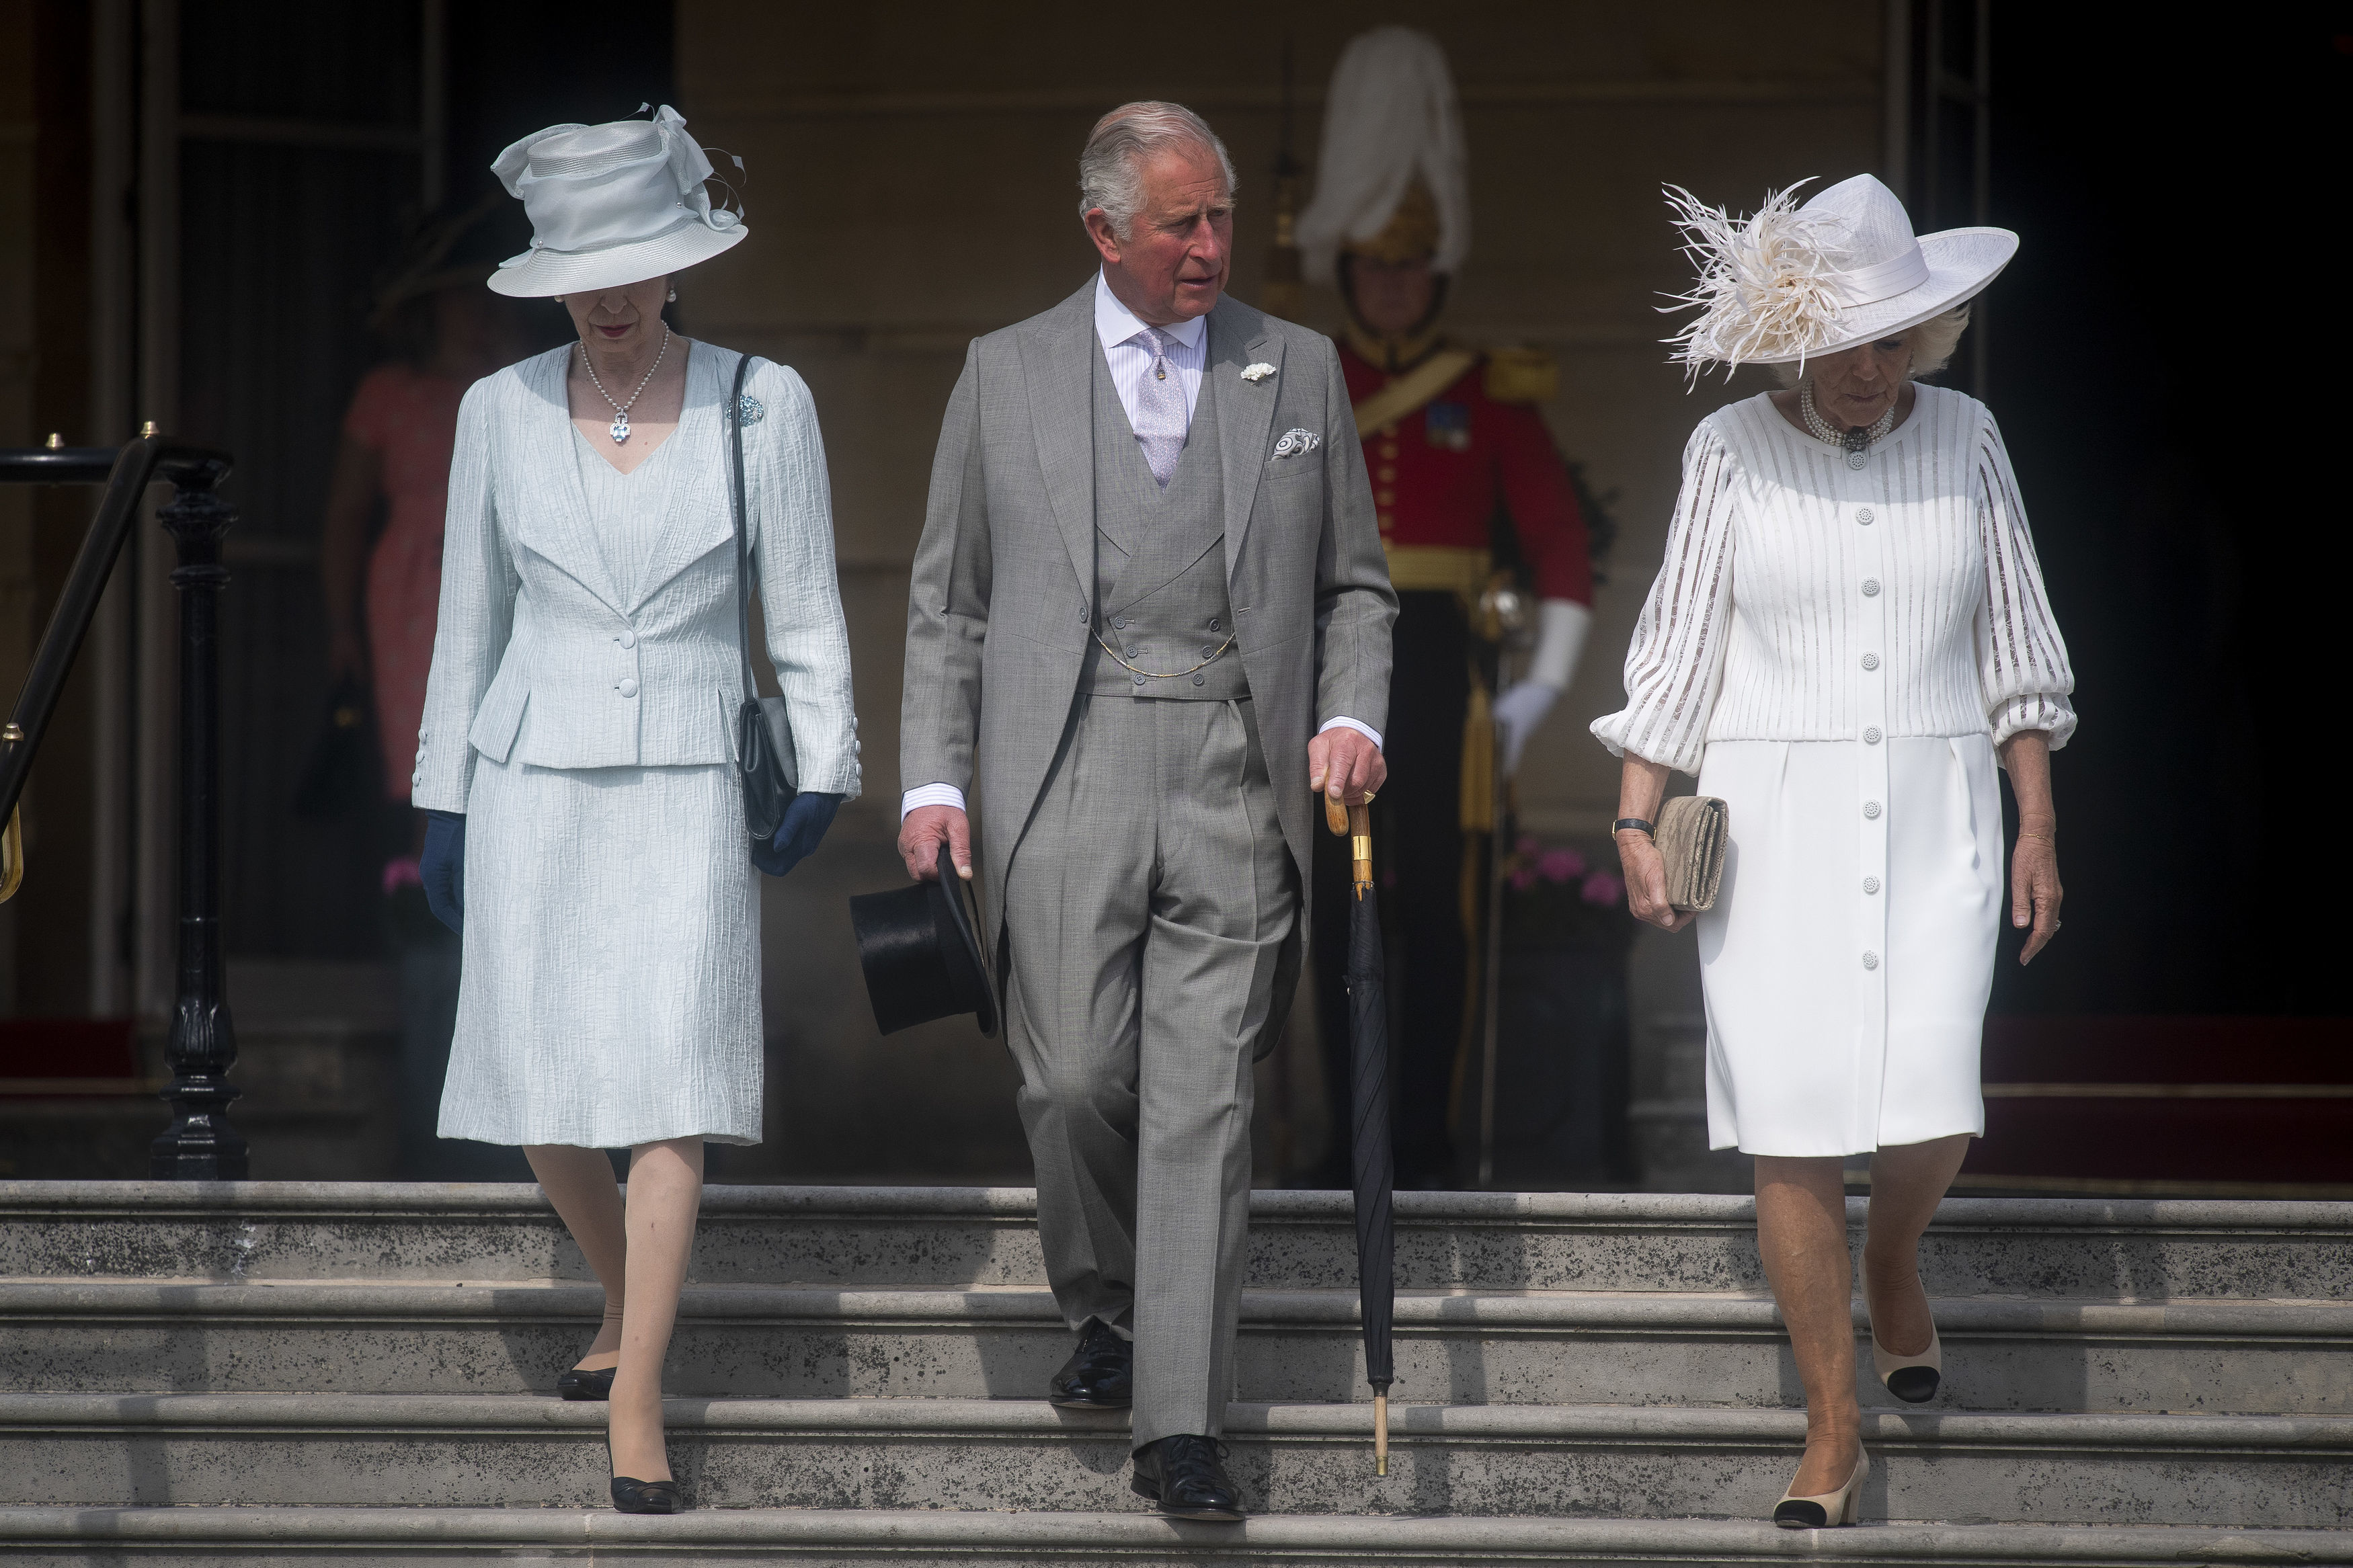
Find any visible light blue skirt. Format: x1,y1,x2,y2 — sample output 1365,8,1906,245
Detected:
438,755,762,1149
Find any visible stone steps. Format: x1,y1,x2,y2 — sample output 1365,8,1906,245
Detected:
4,1276,2343,1411
5,1393,2350,1526
0,1508,2346,1567
9,1183,2349,1296
3,1180,2346,1565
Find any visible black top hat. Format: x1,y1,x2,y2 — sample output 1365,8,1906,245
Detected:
848,842,998,1037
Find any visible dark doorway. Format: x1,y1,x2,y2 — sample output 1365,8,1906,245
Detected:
170,0,674,961
1981,15,2348,1018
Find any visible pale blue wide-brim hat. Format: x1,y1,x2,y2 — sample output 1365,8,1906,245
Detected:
487,105,744,297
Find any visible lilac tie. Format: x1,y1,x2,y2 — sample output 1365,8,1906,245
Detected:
1131,327,1187,487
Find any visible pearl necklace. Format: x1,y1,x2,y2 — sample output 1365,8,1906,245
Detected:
1800,380,1897,470
579,326,672,444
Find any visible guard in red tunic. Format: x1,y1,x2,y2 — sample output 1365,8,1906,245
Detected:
1297,27,1597,1187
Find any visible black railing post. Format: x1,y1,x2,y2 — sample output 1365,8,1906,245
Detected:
149,456,246,1180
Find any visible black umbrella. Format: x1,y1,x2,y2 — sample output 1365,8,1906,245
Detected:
1326,793,1396,1476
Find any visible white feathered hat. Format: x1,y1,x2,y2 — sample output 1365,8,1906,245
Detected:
1663,173,2016,374
1296,26,1470,284
486,106,744,297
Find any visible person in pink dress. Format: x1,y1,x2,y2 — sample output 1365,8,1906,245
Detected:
320,200,537,1177
324,203,536,798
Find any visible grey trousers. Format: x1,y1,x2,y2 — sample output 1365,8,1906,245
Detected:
1001,694,1297,1448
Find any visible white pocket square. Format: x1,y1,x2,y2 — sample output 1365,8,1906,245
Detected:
1273,428,1320,458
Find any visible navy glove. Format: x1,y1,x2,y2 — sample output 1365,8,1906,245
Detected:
420,809,465,933
751,791,842,878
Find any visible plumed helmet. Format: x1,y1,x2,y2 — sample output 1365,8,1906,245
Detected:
1296,27,1470,285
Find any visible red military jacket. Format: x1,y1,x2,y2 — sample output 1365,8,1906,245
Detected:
1341,343,1594,606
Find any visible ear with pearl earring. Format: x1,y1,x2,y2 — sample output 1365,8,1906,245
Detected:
666,288,677,302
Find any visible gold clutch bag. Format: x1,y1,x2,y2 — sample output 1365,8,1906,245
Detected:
1657,795,1730,912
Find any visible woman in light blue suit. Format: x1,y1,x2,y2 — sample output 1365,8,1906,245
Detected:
411,107,859,1512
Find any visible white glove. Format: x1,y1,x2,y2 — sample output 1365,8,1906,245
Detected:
1493,600,1593,776
1492,679,1560,776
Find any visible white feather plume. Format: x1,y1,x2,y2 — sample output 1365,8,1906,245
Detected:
1297,27,1471,284
1659,180,1853,380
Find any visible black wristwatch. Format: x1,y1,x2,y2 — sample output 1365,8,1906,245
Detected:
1612,817,1655,837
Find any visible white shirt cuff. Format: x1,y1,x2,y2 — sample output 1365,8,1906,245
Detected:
1317,716,1384,750
900,783,967,821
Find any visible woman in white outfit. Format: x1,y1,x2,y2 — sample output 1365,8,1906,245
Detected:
1593,174,2072,1528
410,108,860,1512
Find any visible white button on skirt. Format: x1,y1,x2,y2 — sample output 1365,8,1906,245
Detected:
438,754,764,1149
1693,735,2003,1157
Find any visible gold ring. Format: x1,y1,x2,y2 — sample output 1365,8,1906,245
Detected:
1362,791,1376,805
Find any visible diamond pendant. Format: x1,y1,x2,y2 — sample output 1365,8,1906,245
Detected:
609,412,631,445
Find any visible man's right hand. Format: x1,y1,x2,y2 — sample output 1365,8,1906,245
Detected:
898,804,973,882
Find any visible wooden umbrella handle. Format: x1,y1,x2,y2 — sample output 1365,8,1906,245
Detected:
1320,794,1372,889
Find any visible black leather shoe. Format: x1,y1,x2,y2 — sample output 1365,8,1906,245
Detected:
557,1365,615,1401
1131,1433,1243,1521
610,1475,682,1514
1046,1317,1132,1408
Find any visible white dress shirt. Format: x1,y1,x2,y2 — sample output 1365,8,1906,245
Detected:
900,273,1382,820
1094,268,1207,427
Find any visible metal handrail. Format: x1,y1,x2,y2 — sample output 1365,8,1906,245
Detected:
1,439,229,826
0,434,245,1178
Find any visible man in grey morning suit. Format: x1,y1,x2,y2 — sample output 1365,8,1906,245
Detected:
896,101,1396,1519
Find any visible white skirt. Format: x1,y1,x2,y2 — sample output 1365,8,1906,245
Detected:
438,755,763,1149
1694,735,2003,1157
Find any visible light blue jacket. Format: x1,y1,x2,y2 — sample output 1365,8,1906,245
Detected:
411,341,860,812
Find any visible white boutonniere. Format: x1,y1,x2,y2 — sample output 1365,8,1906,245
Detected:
1240,362,1277,382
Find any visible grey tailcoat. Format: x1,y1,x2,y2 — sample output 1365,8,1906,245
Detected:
901,279,1396,960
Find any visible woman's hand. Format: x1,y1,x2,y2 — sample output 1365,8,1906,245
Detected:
420,810,465,933
1998,730,2062,964
319,434,380,682
1618,830,1698,934
752,792,843,878
1613,752,1695,932
2011,832,2063,964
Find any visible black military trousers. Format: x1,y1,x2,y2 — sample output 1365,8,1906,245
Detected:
1311,590,1474,1188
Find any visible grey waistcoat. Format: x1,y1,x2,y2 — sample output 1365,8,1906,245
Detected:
1088,350,1248,700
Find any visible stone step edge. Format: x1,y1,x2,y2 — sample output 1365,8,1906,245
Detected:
0,1507,2346,1563
9,1393,2349,1454
5,1278,2342,1337
7,1180,2349,1233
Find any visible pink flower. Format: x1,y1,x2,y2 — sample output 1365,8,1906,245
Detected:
382,856,423,897
1509,867,1540,892
1537,848,1587,883
1580,869,1625,907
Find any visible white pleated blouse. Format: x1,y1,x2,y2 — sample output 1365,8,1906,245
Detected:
1593,385,2075,774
